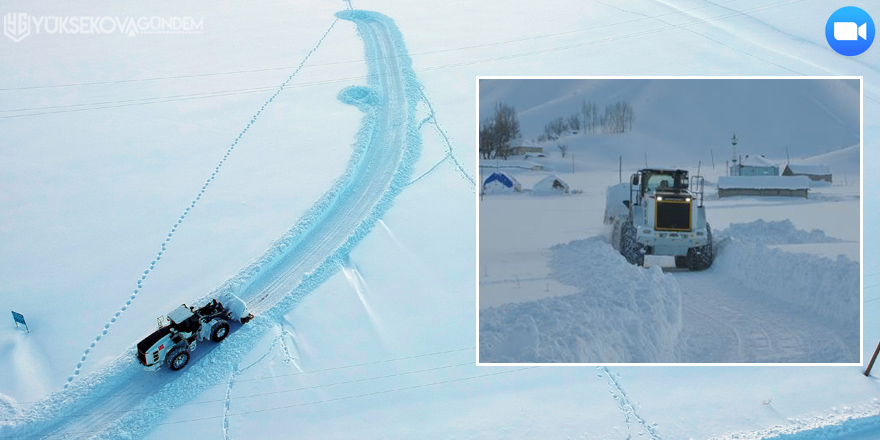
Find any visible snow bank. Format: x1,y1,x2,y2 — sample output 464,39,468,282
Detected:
604,182,630,223
720,400,880,439
714,223,858,339
479,238,682,363
718,219,844,245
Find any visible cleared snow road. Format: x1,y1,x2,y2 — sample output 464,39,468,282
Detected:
242,13,410,315
673,270,855,363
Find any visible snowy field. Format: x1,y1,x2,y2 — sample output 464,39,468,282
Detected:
1,0,879,439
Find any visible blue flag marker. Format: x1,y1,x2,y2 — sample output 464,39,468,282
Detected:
11,311,29,333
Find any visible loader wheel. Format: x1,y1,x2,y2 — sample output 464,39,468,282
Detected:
611,220,622,251
674,256,688,269
210,320,230,343
620,221,644,267
167,346,190,371
686,224,713,271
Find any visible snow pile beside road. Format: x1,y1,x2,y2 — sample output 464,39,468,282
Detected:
479,238,682,363
714,229,858,339
718,219,844,245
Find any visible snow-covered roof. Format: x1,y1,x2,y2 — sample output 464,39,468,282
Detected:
533,175,569,194
483,171,521,193
717,176,810,190
785,163,831,175
740,155,777,168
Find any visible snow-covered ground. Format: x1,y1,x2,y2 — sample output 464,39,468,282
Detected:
479,141,860,364
0,0,878,439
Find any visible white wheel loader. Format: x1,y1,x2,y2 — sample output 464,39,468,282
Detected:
605,168,713,271
136,299,254,371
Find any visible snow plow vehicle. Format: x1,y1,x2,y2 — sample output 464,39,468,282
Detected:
606,168,713,270
136,299,253,371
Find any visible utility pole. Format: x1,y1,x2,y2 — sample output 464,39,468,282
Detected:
710,148,715,170
480,165,484,201
865,340,880,376
619,155,622,183
644,152,648,168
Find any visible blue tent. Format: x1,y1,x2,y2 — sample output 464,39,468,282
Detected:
485,172,513,188
483,172,521,192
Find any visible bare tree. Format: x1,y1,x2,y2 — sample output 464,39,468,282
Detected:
479,102,521,159
582,100,600,134
557,144,569,158
479,119,495,159
567,113,581,132
492,102,520,157
600,101,634,133
590,102,599,133
544,116,568,139
581,100,591,134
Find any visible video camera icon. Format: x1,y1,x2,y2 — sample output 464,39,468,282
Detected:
826,7,874,56
834,22,867,41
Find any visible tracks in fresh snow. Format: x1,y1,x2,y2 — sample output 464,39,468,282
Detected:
4,10,425,440
598,367,662,440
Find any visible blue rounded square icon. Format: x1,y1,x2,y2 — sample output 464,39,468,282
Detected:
826,6,874,56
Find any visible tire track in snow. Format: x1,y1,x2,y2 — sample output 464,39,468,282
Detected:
4,10,426,440
675,271,854,363
217,9,421,315
65,18,340,388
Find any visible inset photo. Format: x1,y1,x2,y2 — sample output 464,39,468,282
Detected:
477,77,861,365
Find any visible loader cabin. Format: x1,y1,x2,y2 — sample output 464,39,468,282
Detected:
631,169,695,232
168,304,199,334
631,169,690,200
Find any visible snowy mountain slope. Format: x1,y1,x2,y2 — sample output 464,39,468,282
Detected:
793,143,861,180
480,78,860,161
